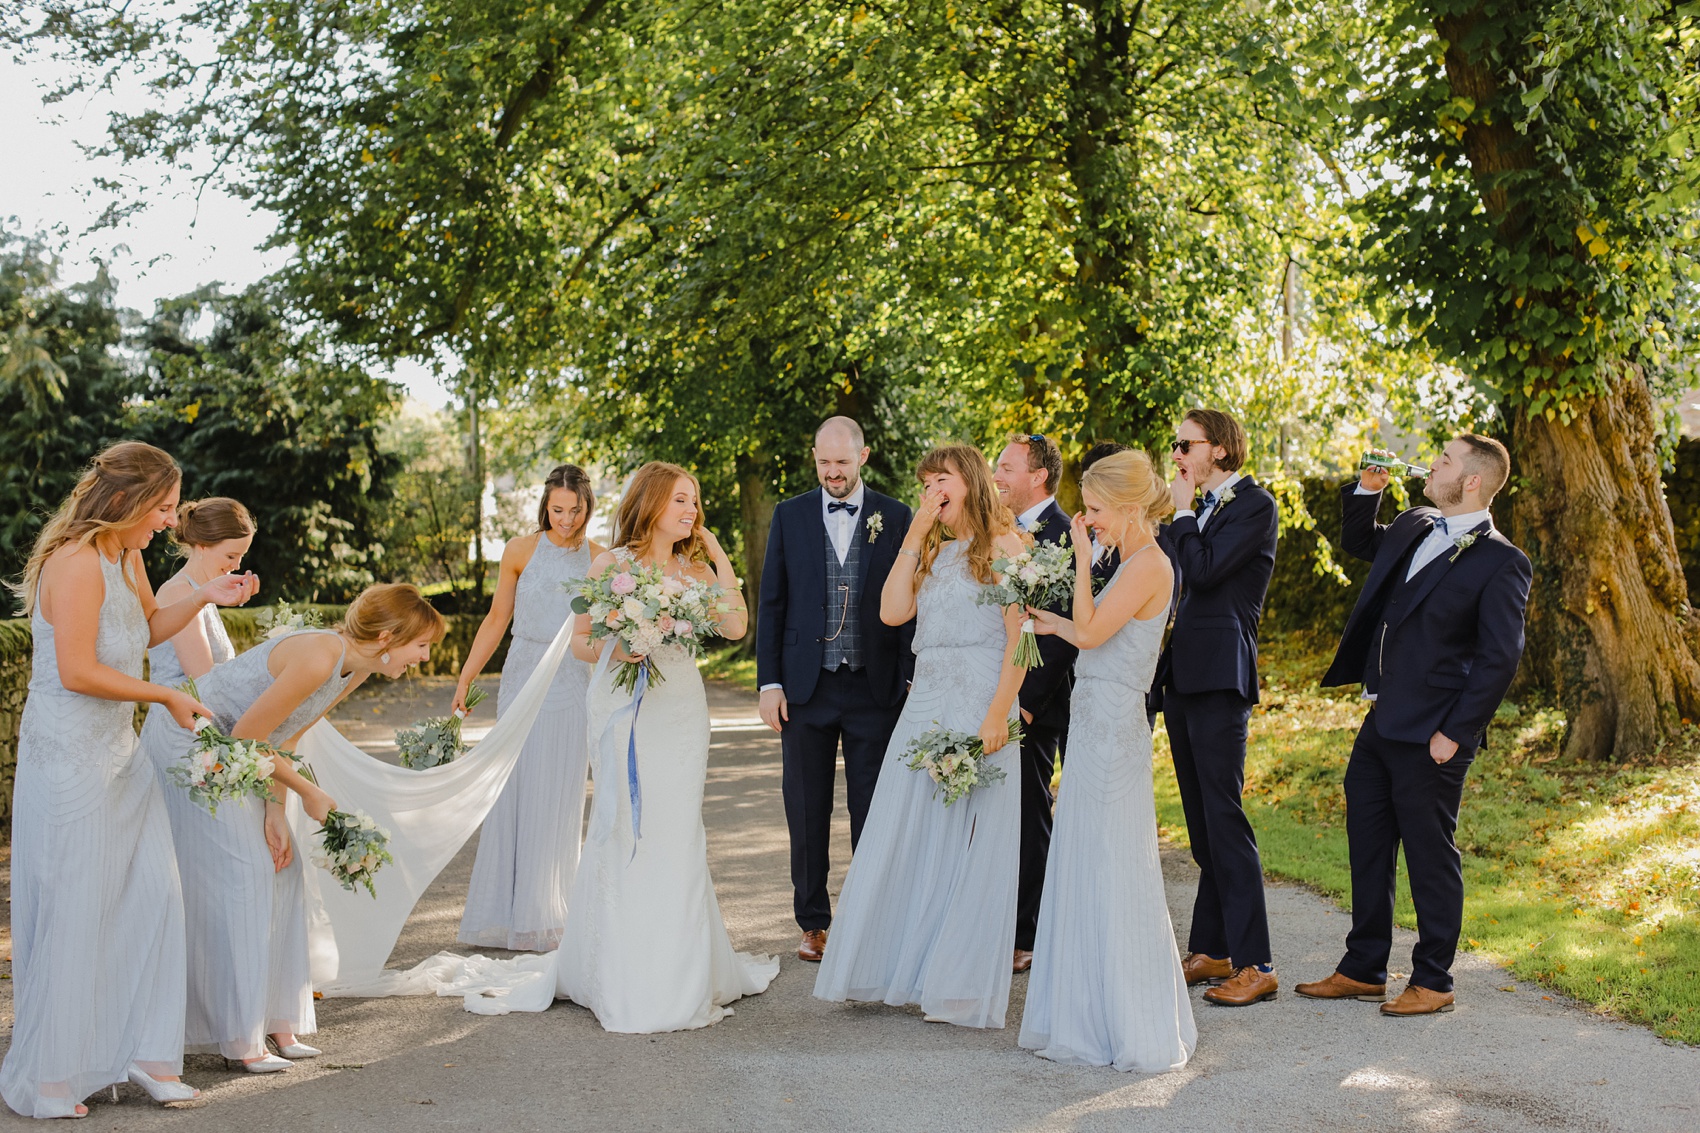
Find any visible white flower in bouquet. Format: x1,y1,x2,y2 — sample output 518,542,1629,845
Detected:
901,721,1024,806
569,558,735,694
977,541,1077,668
167,678,285,815
260,598,325,640
312,804,395,898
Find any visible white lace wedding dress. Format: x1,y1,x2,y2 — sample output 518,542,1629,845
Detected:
550,633,779,1031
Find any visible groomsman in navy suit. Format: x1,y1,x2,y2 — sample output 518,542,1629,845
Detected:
757,417,915,963
1156,408,1282,1006
992,433,1075,974
1297,435,1530,1016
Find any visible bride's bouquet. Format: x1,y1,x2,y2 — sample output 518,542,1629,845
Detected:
396,683,488,769
167,678,283,815
569,559,732,694
901,721,1025,806
977,540,1077,668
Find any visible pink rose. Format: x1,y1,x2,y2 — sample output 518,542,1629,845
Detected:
610,571,637,596
673,619,693,638
658,614,675,633
604,610,624,628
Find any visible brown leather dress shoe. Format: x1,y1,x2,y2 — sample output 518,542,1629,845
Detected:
1294,971,1388,1002
1380,984,1455,1016
1013,949,1034,974
1181,952,1234,987
797,930,828,963
1203,966,1279,1006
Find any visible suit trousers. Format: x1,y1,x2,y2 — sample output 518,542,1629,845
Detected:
1164,687,1272,967
1014,717,1065,951
781,666,904,931
1339,711,1473,993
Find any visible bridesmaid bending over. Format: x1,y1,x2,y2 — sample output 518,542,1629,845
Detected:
454,464,603,951
1019,450,1196,1072
813,444,1029,1028
139,582,444,1071
0,442,255,1119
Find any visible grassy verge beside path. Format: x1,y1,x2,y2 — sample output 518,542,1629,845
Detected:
1153,632,1700,1044
700,636,1700,1043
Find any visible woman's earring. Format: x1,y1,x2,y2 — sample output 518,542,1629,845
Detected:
380,651,391,665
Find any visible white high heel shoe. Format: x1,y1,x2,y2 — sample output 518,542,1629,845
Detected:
267,1036,321,1059
230,1053,293,1074
126,1065,200,1105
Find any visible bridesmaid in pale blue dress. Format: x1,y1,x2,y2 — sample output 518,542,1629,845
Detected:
142,497,323,1072
453,464,602,950
1,443,257,1119
141,583,447,1070
1020,451,1196,1072
814,445,1029,1029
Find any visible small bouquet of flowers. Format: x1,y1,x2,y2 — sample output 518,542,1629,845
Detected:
295,763,394,897
977,541,1078,668
396,683,488,769
260,599,324,640
901,720,1025,807
167,678,283,815
310,809,395,898
569,559,732,694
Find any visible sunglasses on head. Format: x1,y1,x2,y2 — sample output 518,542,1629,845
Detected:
1017,433,1046,444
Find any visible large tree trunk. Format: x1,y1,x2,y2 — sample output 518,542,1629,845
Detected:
1509,370,1700,760
1436,6,1700,759
737,453,776,657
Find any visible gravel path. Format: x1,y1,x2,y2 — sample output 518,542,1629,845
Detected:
1,673,1695,1131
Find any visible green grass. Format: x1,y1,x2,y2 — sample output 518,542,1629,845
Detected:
697,642,759,690
1151,630,1700,1045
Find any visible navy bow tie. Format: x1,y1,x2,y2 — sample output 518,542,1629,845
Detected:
827,500,859,515
1433,516,1449,538
1201,490,1219,509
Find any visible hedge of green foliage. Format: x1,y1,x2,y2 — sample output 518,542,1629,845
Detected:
0,605,508,832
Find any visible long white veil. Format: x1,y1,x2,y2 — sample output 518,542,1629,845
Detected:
286,620,575,997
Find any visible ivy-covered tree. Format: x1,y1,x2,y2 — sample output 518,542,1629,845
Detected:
1336,0,1700,760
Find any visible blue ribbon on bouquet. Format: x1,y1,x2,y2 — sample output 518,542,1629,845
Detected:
620,661,650,855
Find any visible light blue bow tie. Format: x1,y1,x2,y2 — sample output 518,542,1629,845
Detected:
1202,490,1219,509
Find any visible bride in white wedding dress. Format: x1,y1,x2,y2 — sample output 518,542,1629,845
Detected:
293,463,776,1032
555,462,778,1032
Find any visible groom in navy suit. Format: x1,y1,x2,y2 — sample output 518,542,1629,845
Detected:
992,432,1076,974
1297,435,1530,1016
1155,408,1281,1006
757,417,915,963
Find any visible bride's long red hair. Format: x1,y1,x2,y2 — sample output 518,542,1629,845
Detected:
613,462,707,562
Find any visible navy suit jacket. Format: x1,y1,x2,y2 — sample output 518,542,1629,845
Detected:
756,487,916,707
1322,483,1532,750
1154,475,1279,705
1017,499,1077,731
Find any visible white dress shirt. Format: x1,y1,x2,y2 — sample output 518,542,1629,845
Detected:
1177,470,1244,531
1015,496,1057,534
1352,486,1493,581
823,482,867,566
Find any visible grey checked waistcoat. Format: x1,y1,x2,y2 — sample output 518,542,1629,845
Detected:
822,522,865,671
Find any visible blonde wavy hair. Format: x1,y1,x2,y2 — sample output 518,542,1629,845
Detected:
1080,451,1174,544
915,444,1015,585
614,462,707,563
12,441,181,614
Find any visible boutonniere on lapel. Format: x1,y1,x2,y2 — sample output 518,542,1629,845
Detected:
1449,531,1479,562
1216,485,1237,507
865,512,885,543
